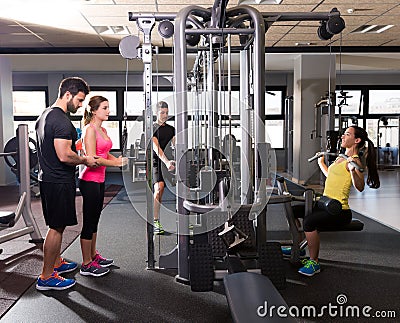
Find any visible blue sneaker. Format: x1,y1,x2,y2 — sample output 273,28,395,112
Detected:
298,259,320,276
54,258,78,274
36,271,76,291
281,246,306,257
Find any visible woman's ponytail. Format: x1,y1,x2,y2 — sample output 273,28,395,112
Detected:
365,138,380,189
83,107,92,126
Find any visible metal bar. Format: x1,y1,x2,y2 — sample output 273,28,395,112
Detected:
137,17,156,269
0,152,17,157
0,226,34,244
262,11,339,21
185,28,254,35
129,10,339,23
129,12,177,21
240,48,252,204
174,6,201,284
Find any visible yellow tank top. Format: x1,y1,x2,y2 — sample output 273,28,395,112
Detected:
323,159,352,210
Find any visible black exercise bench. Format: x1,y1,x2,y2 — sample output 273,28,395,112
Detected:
224,272,296,323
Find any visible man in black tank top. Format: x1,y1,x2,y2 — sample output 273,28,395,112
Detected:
152,101,175,234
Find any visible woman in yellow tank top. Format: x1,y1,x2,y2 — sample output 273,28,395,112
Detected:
298,126,380,276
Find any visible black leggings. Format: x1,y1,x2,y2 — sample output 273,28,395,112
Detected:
292,204,353,232
79,180,105,240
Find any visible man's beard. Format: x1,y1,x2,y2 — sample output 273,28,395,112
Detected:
67,98,78,114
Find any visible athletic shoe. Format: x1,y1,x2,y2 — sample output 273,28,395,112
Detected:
54,258,78,274
281,246,306,257
298,259,320,276
93,251,114,267
80,261,110,277
301,257,310,265
281,247,306,257
154,219,165,235
36,271,76,291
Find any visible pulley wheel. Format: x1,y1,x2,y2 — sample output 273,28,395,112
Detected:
317,21,333,41
158,20,174,39
326,16,345,35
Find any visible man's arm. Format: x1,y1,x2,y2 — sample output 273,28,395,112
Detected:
54,138,97,167
152,137,175,171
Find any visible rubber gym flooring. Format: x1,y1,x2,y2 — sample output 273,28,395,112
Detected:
1,172,399,322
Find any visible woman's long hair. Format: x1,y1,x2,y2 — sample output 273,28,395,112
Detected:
351,125,380,188
83,95,108,126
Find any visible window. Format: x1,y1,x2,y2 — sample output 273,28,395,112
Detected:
13,91,46,116
79,91,117,116
124,91,175,115
266,120,284,148
265,91,283,115
369,90,400,114
13,89,48,140
365,119,379,146
71,89,120,151
103,121,120,150
335,90,362,115
13,121,37,139
265,88,285,148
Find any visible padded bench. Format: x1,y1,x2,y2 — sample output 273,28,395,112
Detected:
317,218,364,232
224,272,296,323
0,192,26,228
0,211,16,227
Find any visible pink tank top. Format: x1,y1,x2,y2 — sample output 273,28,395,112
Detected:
80,125,113,183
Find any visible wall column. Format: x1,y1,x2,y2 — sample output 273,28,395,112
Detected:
292,54,336,184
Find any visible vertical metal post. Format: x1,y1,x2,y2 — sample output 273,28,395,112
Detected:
174,7,191,283
17,124,42,242
252,11,266,196
240,48,252,204
137,17,156,269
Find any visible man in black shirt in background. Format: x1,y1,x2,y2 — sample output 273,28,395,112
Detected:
152,101,175,234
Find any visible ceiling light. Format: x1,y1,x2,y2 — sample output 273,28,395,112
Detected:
0,0,83,31
360,25,377,33
295,42,312,46
376,25,394,33
351,25,394,34
238,0,282,4
111,26,129,35
94,26,129,35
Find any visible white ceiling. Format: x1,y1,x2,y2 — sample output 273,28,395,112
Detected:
1,0,400,72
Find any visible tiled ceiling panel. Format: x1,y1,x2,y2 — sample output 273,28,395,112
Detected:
0,0,398,51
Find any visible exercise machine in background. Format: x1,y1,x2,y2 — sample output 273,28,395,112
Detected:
3,132,40,198
0,124,43,255
377,116,399,169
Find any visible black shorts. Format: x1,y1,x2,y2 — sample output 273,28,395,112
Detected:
39,181,77,228
152,163,174,185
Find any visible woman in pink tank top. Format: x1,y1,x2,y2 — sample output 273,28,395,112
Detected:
78,95,127,277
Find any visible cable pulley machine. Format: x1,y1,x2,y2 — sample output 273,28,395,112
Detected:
122,1,346,295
